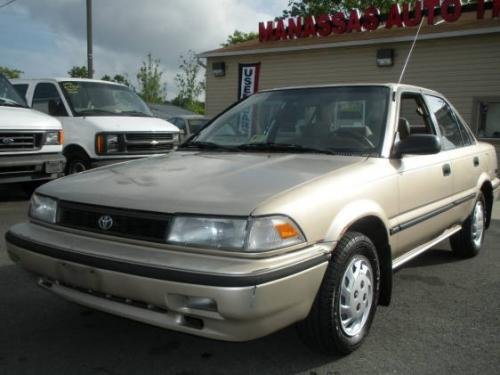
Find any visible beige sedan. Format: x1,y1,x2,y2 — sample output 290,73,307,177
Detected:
6,84,499,355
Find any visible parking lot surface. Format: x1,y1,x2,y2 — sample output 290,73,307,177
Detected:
0,184,499,375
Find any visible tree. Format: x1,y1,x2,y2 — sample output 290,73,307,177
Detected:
136,53,166,104
222,30,258,47
173,50,205,114
280,0,403,18
101,74,131,87
0,66,23,79
68,66,89,78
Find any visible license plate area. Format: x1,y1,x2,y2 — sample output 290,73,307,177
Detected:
55,261,101,291
45,160,63,174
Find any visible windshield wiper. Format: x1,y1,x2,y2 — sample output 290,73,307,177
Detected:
237,142,337,155
119,110,152,117
0,98,27,108
178,141,238,151
77,109,118,116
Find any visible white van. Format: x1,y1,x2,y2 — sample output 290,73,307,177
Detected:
12,78,179,174
0,74,65,185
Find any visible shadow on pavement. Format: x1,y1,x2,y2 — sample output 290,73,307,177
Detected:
0,184,32,202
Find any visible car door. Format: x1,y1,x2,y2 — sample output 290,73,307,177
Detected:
392,91,455,257
424,95,479,223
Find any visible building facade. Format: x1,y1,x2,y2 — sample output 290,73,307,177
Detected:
200,10,500,159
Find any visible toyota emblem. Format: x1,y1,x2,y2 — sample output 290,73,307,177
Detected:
98,215,114,231
1,137,15,145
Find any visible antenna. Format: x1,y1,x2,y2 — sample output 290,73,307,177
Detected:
398,17,425,84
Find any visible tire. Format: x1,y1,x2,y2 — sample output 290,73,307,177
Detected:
450,192,486,258
297,231,380,355
65,151,90,175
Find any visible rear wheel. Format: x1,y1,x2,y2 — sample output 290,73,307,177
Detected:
65,151,90,175
450,192,486,258
297,231,380,355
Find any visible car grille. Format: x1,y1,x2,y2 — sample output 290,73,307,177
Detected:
0,132,44,151
123,132,175,154
57,201,171,243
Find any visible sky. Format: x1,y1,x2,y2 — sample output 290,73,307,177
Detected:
0,0,288,99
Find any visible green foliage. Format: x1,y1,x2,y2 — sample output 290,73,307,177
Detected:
0,66,23,79
222,30,258,47
68,65,89,78
101,74,131,87
136,53,166,104
174,50,205,114
172,96,205,115
281,0,404,18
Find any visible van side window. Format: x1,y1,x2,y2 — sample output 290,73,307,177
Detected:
425,95,464,150
32,83,67,116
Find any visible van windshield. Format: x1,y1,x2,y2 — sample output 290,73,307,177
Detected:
0,74,27,108
59,81,153,117
187,86,389,156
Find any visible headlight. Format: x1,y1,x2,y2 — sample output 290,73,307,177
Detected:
167,216,248,250
45,131,64,145
96,134,122,154
30,194,57,223
247,216,305,251
166,215,305,252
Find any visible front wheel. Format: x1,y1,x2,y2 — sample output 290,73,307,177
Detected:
65,151,90,175
450,193,486,258
297,231,380,355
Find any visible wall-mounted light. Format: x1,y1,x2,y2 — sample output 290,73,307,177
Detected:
376,49,394,67
212,62,226,77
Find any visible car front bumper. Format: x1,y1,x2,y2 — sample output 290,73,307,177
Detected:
5,223,330,341
0,153,65,184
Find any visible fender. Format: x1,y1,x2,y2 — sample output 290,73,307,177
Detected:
323,199,390,243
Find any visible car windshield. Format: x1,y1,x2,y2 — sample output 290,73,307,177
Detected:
0,74,27,107
188,118,209,134
189,86,390,156
59,81,153,117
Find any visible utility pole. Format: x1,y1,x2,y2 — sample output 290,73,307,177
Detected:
86,0,93,78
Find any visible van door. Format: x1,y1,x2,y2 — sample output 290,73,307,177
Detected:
392,92,454,257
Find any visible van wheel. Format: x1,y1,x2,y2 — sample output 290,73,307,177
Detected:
65,151,90,174
450,192,486,258
297,231,380,355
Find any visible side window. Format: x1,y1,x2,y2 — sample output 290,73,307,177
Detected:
397,94,435,141
172,118,185,131
454,112,475,146
13,84,28,101
425,95,464,150
32,83,67,116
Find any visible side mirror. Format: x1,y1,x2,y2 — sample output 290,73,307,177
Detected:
394,134,441,158
48,99,67,117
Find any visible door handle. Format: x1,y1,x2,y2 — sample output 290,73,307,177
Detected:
473,157,480,167
442,163,451,176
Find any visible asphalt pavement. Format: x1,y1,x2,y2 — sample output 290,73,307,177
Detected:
0,184,499,375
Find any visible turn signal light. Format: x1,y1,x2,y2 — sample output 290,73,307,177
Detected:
58,130,64,145
96,134,105,154
275,222,299,239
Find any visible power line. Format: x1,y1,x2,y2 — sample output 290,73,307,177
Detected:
0,0,18,9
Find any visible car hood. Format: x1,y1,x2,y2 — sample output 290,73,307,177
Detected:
79,116,179,133
38,151,365,216
0,106,61,130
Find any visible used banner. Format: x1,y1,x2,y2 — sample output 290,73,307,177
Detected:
238,63,261,100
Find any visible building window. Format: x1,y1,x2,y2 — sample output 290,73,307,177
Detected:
477,100,500,139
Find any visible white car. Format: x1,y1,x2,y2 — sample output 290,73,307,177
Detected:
12,78,179,174
0,73,65,185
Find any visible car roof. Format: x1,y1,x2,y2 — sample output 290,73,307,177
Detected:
260,83,443,97
10,78,126,87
